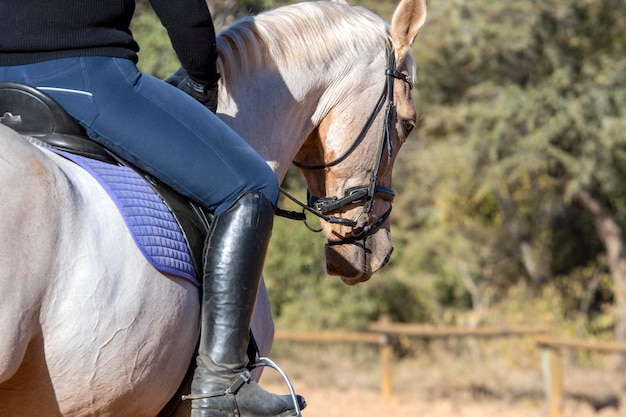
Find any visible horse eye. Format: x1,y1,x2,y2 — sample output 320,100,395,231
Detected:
402,119,416,136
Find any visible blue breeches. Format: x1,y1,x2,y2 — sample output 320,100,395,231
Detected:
1,57,279,215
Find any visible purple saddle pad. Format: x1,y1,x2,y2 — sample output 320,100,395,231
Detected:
53,150,199,286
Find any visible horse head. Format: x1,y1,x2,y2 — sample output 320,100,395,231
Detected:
293,0,426,285
209,0,426,285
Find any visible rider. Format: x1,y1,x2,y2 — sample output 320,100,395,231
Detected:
0,1,304,416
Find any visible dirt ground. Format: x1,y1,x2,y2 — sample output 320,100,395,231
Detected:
261,342,625,417
264,380,621,417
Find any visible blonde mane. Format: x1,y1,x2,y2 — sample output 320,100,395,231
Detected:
216,2,391,85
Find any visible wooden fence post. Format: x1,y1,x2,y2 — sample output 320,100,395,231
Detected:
540,346,563,417
375,315,394,400
380,333,393,400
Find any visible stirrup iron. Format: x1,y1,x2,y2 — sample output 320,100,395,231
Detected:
252,357,303,417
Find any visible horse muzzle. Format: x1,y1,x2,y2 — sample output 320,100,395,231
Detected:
324,227,393,285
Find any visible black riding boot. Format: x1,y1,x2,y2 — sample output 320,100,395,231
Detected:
188,191,305,417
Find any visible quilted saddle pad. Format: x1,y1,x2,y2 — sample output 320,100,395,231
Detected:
53,149,199,285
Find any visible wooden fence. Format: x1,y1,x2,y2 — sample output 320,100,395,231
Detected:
536,335,626,417
275,321,625,415
274,319,546,400
274,329,393,397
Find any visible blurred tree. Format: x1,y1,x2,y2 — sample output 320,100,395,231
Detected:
131,0,272,78
132,0,179,79
413,0,626,335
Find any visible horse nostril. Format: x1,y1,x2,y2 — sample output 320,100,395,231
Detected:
381,249,393,269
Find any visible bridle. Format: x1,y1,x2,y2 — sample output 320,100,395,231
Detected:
277,45,413,245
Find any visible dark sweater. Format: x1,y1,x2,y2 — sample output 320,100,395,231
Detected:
0,0,219,85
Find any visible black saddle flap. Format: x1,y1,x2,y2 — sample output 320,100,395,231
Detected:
0,81,85,136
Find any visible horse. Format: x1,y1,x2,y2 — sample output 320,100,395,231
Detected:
0,0,426,415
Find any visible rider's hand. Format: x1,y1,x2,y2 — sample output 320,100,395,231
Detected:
178,76,219,113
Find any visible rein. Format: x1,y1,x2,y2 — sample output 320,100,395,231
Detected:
277,46,411,245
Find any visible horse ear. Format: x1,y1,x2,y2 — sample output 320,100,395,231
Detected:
390,0,427,55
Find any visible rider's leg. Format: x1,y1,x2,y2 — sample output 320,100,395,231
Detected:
189,190,305,417
3,56,278,213
2,56,303,416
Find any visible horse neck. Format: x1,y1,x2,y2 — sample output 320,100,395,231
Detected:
217,66,331,182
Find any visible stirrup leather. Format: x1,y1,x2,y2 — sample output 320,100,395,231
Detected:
182,370,252,400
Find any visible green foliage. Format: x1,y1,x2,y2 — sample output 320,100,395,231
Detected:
131,1,180,79
131,0,272,78
410,0,626,331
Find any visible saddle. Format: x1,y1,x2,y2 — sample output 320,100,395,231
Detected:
0,81,212,278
